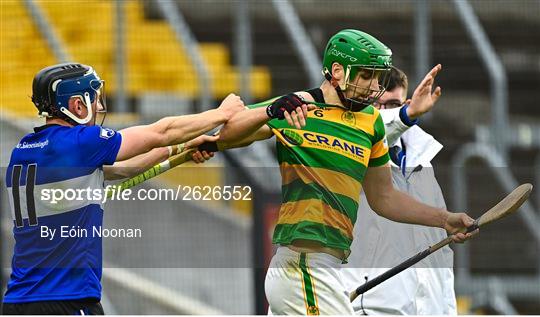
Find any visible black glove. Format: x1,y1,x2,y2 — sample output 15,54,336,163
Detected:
266,93,304,120
198,141,219,153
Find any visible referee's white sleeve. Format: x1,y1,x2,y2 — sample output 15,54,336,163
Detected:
380,107,411,146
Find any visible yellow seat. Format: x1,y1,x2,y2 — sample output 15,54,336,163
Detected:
200,43,230,71
1,0,261,215
122,3,271,99
2,0,272,121
457,296,472,314
111,2,272,100
0,1,56,118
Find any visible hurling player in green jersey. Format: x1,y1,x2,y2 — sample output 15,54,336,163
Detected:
200,29,478,315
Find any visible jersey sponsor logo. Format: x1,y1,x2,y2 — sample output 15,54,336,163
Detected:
282,130,304,146
302,131,366,160
100,127,116,139
280,129,369,165
15,139,49,149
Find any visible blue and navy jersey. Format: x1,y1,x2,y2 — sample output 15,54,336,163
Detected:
4,124,122,303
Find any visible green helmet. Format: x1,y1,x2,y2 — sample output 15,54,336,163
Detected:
322,29,392,90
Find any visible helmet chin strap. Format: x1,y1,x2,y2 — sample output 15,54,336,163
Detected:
323,69,369,112
97,110,107,126
59,92,93,125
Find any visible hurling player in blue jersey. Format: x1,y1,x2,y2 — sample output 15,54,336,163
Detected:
0,62,257,314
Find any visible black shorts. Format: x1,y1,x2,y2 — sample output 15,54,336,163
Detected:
1,298,104,315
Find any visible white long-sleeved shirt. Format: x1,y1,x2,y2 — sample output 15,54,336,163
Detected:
341,107,457,315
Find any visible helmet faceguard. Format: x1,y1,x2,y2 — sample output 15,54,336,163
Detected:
322,29,392,111
32,63,107,125
344,66,392,108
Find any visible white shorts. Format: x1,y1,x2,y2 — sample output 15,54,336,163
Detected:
265,246,354,315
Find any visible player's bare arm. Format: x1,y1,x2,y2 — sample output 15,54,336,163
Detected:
190,93,318,163
105,134,217,180
115,93,244,162
104,147,169,180
218,93,315,144
192,124,275,163
217,125,274,151
218,107,273,144
191,93,317,162
362,163,477,243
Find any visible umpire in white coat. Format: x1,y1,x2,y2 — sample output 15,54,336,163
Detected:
342,67,457,315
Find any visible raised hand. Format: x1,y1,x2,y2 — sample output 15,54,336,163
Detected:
218,93,245,120
407,64,442,119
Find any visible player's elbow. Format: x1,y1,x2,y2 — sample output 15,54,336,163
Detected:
366,198,385,217
365,189,393,217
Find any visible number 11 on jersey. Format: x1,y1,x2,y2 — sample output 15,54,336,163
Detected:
10,164,38,228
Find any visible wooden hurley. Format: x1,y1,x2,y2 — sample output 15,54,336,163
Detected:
349,183,533,302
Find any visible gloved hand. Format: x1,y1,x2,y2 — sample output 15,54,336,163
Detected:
266,93,305,120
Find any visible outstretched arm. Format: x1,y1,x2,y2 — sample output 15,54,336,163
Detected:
107,134,218,180
363,163,477,242
190,124,274,163
190,93,316,162
219,93,312,144
104,147,169,180
116,93,244,162
218,125,274,150
218,107,272,144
